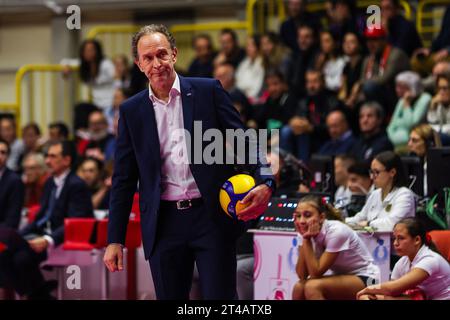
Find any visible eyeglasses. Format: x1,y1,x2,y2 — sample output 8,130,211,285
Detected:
369,168,387,177
437,85,450,92
408,137,422,143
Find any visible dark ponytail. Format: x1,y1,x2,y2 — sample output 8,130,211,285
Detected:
298,195,343,221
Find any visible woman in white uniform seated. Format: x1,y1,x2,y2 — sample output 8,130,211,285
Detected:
357,218,450,300
292,195,380,300
345,151,416,231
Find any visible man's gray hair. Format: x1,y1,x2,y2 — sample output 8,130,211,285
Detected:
360,101,385,120
132,24,176,60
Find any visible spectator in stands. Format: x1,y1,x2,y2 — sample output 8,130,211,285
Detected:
105,87,130,134
345,151,416,231
76,39,115,109
187,34,216,78
339,31,365,115
113,54,131,89
281,69,341,161
48,122,69,143
359,26,410,115
345,162,374,217
16,123,43,173
387,71,432,151
0,116,24,172
84,110,115,162
327,0,364,44
260,32,291,77
254,69,297,131
422,61,450,94
350,102,394,162
411,6,450,77
73,102,100,143
287,23,320,99
407,124,442,197
315,30,346,92
0,139,25,229
78,157,110,210
333,154,356,214
280,0,321,53
0,140,93,299
213,28,246,69
380,0,422,57
428,72,450,137
22,153,49,208
235,35,265,103
318,109,356,156
358,218,450,300
214,63,251,120
61,39,115,109
292,195,380,300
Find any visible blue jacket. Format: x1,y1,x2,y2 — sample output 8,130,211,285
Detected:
0,168,25,229
108,76,273,259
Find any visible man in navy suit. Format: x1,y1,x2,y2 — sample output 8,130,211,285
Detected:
0,140,93,299
0,139,25,229
103,24,275,300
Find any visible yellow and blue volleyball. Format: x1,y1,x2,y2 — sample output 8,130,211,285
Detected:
219,174,256,219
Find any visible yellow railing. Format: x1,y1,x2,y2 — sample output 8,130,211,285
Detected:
417,0,450,47
0,64,80,136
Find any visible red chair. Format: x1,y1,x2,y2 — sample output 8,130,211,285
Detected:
429,230,450,261
96,218,141,299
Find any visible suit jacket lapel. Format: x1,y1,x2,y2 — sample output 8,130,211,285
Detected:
138,90,161,166
179,76,195,137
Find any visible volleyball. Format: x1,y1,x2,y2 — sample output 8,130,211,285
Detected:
219,174,256,219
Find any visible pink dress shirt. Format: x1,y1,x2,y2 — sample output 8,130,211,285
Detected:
149,74,202,201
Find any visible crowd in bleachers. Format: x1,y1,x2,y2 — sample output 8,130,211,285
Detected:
1,0,450,300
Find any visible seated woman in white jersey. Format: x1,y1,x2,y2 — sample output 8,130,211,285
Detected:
357,218,450,300
345,151,416,231
292,195,380,300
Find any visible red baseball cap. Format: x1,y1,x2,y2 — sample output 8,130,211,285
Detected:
364,26,387,39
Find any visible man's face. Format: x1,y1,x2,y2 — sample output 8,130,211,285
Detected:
220,33,236,56
214,65,234,91
326,112,347,140
334,158,348,186
23,157,44,184
381,0,396,20
45,144,70,176
135,33,177,93
359,107,380,134
89,112,108,136
366,38,384,55
194,37,211,60
23,128,40,150
266,76,287,99
288,0,304,17
297,27,314,51
305,71,323,96
348,173,371,194
49,127,62,142
80,160,100,187
0,142,8,169
0,119,16,143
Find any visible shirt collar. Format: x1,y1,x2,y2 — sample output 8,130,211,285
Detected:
53,169,70,189
148,73,180,105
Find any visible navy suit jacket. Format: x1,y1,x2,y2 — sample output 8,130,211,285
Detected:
0,168,25,229
108,76,273,259
20,171,93,246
